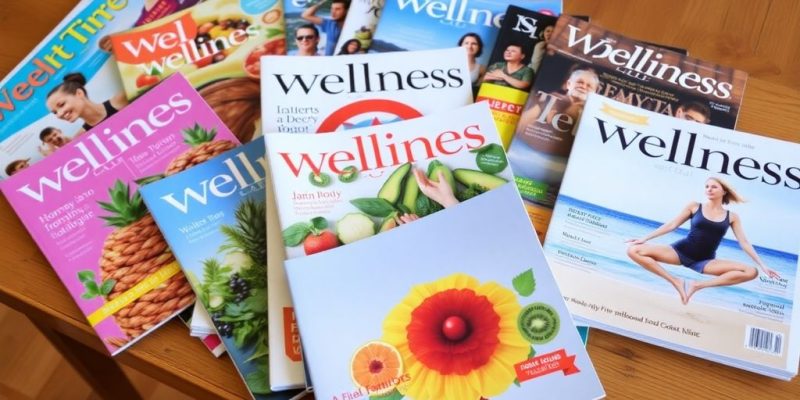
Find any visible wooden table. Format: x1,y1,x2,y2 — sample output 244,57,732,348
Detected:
1,0,799,399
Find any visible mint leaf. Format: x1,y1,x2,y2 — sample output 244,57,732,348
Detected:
512,269,536,296
81,292,96,300
100,279,116,296
245,359,271,394
85,280,100,295
77,270,95,283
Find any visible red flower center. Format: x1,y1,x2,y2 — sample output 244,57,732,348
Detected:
407,288,500,375
369,360,384,374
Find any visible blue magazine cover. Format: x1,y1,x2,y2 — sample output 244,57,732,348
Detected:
370,0,562,92
140,138,304,399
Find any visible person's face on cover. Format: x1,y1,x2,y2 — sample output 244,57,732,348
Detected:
42,128,70,147
8,159,29,176
330,3,347,21
46,89,86,123
503,45,525,63
542,25,554,42
676,107,709,124
705,179,725,201
566,70,599,102
296,27,319,54
346,40,360,53
460,35,480,59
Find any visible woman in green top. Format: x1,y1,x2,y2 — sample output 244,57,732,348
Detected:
482,44,534,90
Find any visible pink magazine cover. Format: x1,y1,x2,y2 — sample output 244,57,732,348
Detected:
0,73,240,355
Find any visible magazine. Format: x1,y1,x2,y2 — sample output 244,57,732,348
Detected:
285,0,349,56
369,0,562,93
265,102,605,399
0,0,196,179
110,0,286,143
545,93,800,380
333,0,384,54
0,74,240,355
261,46,473,391
475,6,558,148
260,47,473,134
140,138,305,399
506,15,748,243
177,305,226,357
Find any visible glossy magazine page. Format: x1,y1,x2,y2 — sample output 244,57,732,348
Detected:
545,93,799,379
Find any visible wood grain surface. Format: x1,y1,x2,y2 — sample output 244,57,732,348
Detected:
0,1,798,399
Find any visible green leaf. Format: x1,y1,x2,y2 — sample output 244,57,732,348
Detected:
310,216,328,231
246,339,269,363
241,289,267,314
100,279,116,296
528,346,536,358
245,360,271,394
370,389,404,400
282,222,311,247
85,280,100,295
512,269,536,296
77,270,95,283
265,27,282,38
513,378,521,387
474,143,508,174
350,198,397,217
81,292,97,300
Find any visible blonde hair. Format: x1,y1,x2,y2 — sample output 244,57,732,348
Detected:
708,177,744,204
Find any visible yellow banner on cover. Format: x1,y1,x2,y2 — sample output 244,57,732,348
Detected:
600,103,649,125
87,261,182,326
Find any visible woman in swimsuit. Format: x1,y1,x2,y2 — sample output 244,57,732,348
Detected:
626,177,780,304
45,72,128,135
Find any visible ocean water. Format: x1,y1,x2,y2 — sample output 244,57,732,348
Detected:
546,195,797,321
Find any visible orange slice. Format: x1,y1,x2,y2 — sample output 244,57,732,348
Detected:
350,341,403,395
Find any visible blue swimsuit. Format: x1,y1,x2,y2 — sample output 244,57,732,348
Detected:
671,204,730,273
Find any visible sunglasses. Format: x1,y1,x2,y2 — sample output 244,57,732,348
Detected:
296,35,317,41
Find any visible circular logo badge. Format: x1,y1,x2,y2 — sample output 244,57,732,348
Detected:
518,302,560,344
316,99,423,133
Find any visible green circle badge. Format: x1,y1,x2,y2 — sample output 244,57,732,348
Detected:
518,302,560,344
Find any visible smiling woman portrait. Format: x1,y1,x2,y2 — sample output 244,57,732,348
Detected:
45,72,129,135
626,177,781,304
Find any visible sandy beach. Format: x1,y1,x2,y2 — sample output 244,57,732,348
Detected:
552,265,793,371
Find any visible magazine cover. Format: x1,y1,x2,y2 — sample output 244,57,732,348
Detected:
506,15,748,243
0,74,240,355
0,0,197,179
260,47,473,134
333,0,384,54
140,138,305,399
266,120,605,397
545,93,799,379
285,0,349,56
475,6,558,148
369,0,562,93
110,0,286,143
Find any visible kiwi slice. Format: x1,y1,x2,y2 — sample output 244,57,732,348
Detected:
309,171,332,187
518,302,560,344
338,166,359,183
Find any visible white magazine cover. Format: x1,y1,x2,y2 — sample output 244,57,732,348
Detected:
265,101,604,398
260,47,473,134
260,46,472,390
545,93,800,379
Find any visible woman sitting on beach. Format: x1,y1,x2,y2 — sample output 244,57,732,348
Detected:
626,177,780,304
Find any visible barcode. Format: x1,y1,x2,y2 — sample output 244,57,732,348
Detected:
744,326,783,355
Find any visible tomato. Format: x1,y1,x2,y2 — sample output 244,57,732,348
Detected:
195,54,213,68
303,230,339,255
135,74,159,88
